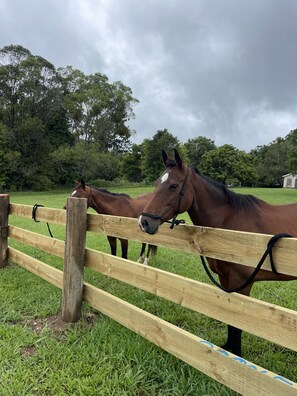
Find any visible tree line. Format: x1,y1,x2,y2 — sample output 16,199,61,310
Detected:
122,129,297,187
0,45,296,191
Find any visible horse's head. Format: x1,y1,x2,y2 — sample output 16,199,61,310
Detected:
64,179,91,209
139,149,193,235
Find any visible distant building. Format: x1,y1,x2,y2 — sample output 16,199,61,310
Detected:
282,173,297,188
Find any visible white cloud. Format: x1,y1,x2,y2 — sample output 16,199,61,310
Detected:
234,103,297,149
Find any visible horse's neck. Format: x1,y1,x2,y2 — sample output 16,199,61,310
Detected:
188,172,232,228
132,193,152,217
90,189,129,216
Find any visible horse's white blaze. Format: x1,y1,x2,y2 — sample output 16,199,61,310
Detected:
161,172,169,183
71,190,77,197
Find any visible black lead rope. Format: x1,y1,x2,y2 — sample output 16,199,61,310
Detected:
201,232,292,293
170,218,186,228
32,204,54,238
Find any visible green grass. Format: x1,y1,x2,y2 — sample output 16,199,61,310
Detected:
1,187,297,395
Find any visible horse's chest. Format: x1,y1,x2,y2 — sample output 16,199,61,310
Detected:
208,259,230,277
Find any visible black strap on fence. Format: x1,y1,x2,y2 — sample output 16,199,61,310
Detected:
201,232,292,293
32,204,54,238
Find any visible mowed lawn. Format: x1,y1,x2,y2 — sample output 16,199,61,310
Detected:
1,186,297,395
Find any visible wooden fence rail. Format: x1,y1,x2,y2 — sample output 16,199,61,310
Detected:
2,197,297,395
9,202,297,276
7,224,297,353
7,246,297,396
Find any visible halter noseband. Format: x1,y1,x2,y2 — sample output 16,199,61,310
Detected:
142,167,189,229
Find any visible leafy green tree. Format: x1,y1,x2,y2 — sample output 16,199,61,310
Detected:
7,117,54,190
0,45,70,144
52,142,120,186
285,129,297,173
59,67,138,153
251,137,290,186
93,151,121,181
0,45,138,189
200,144,258,186
0,45,72,189
45,105,73,149
0,45,32,129
0,124,9,189
184,136,216,168
121,144,143,182
141,129,181,182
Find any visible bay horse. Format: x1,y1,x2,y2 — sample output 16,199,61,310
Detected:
139,149,297,356
67,180,156,264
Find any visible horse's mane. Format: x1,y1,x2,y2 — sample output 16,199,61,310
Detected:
194,168,263,211
87,184,131,198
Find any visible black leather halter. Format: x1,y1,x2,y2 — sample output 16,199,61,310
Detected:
142,167,189,229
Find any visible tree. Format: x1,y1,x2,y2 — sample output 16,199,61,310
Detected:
121,144,143,182
285,129,297,173
0,45,138,190
0,124,9,189
0,45,32,129
0,45,70,144
0,45,72,189
7,117,53,190
184,136,216,169
200,144,258,186
251,138,290,186
141,129,181,182
59,67,138,153
52,142,121,186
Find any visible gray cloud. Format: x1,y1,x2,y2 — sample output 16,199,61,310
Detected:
1,0,297,151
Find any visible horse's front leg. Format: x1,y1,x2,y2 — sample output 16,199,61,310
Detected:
144,244,157,265
137,243,146,264
120,238,128,259
107,236,117,256
222,326,243,356
218,268,253,357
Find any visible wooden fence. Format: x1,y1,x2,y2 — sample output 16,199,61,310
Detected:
1,194,297,395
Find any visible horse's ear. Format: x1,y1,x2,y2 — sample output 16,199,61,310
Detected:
80,179,86,189
162,150,168,166
174,149,183,169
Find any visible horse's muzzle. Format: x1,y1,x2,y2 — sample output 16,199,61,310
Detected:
138,215,160,235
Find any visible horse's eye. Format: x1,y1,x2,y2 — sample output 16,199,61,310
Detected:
170,184,178,190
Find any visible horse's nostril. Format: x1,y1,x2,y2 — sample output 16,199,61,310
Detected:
141,219,149,232
139,217,159,235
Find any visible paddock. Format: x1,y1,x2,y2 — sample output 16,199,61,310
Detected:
1,194,297,395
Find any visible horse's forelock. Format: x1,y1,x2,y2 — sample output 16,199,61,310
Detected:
165,158,177,168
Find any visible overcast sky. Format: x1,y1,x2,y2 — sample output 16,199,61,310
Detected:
1,0,297,152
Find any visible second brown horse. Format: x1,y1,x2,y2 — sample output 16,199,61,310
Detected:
68,180,156,264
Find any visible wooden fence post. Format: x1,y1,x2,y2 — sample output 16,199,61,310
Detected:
0,194,9,269
62,197,87,322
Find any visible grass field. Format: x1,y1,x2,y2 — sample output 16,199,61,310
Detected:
1,186,297,395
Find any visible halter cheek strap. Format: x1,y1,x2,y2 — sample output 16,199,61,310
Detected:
86,192,92,208
142,167,189,229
